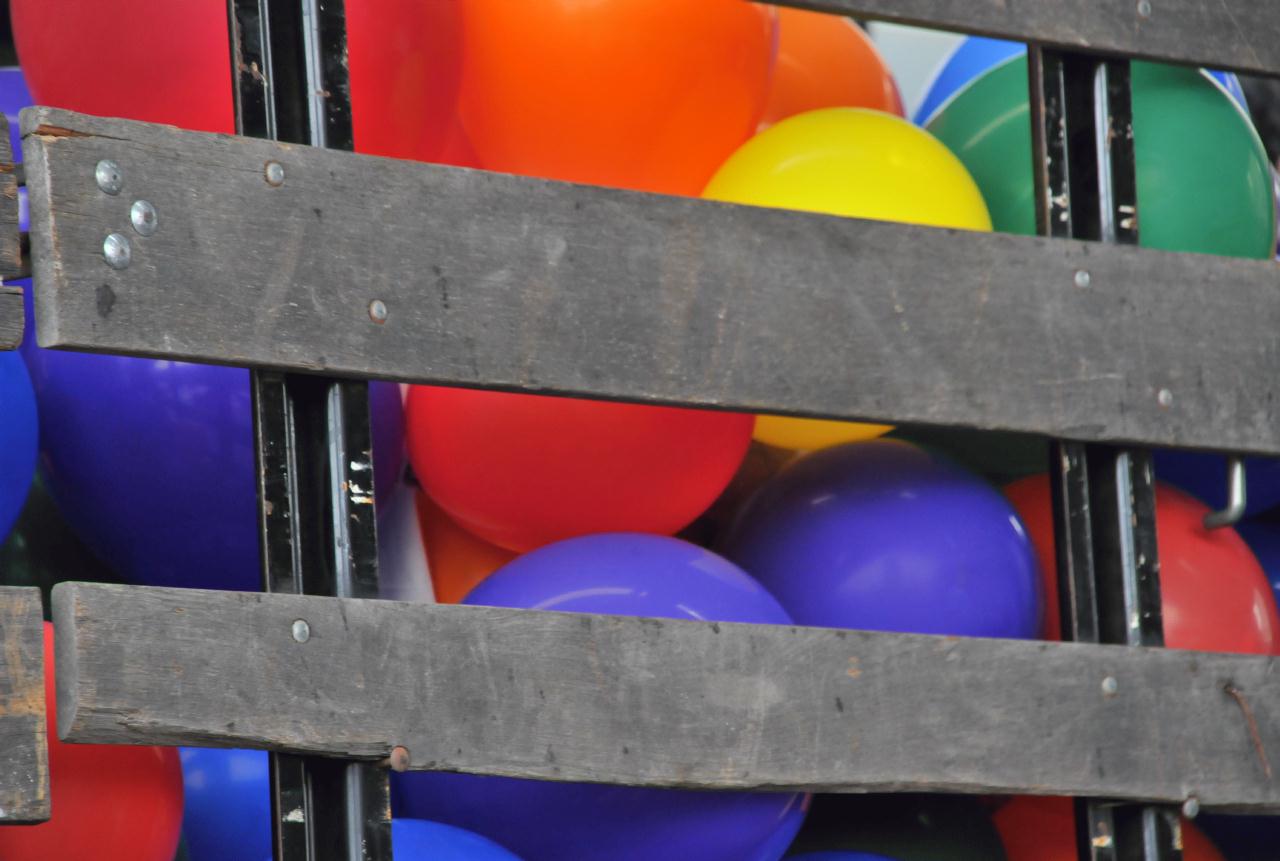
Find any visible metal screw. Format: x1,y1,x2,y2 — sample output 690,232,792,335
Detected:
95,159,123,195
1074,269,1092,289
386,746,411,773
264,161,285,186
1137,0,1153,18
102,233,131,270
291,619,311,643
1182,796,1200,819
368,299,388,324
130,200,158,236
1101,676,1119,696
1157,388,1174,408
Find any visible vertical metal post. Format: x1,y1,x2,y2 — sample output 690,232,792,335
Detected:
228,1,391,859
1030,48,1181,861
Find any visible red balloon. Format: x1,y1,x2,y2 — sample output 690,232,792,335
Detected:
0,625,183,861
995,796,1223,861
12,0,471,164
1005,474,1280,654
406,387,754,552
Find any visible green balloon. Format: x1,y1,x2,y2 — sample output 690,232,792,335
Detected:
927,58,1276,259
888,426,1048,486
786,794,1008,861
0,473,122,616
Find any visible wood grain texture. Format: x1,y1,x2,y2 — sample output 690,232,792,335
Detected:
0,587,49,823
0,112,21,281
53,581,1280,809
0,285,22,349
23,106,1280,455
776,0,1280,77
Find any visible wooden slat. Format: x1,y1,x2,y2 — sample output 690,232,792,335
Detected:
0,285,22,349
23,107,1280,455
0,113,21,282
53,581,1280,809
0,587,49,823
777,0,1280,78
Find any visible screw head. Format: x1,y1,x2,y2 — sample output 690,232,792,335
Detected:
1157,388,1174,408
95,159,123,195
291,619,311,643
264,161,285,186
1101,676,1119,696
103,233,131,270
368,299,388,324
1074,269,1092,289
130,200,158,236
1182,797,1200,819
1137,0,1153,17
387,746,411,772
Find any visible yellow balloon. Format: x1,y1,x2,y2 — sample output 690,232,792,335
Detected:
704,108,992,451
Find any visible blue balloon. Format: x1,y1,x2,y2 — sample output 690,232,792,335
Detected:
1197,812,1279,861
391,819,524,860
1152,450,1280,519
392,533,808,861
180,748,272,861
0,352,37,541
915,37,1249,126
22,288,404,589
722,441,1042,639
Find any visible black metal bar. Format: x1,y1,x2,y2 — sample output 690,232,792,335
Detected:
229,0,389,859
1029,46,1179,861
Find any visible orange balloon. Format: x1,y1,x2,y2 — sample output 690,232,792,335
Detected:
995,796,1223,861
761,7,903,126
1006,475,1280,654
417,490,516,604
455,0,778,194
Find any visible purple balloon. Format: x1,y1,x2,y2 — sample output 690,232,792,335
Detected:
392,533,808,861
722,441,1042,639
22,288,404,590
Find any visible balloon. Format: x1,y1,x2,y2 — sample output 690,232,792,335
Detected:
761,8,903,127
1005,475,1280,654
391,819,525,861
926,57,1275,259
914,36,1023,125
0,625,183,861
0,473,121,606
180,748,271,861
786,794,1008,861
678,441,797,549
704,108,991,449
722,440,1042,639
393,533,808,861
1197,812,1280,861
24,314,405,590
377,478,436,603
1152,450,1280,518
10,0,470,165
405,386,753,553
791,854,901,861
453,0,777,194
994,797,1222,861
916,36,1248,125
862,23,964,119
1235,515,1280,608
887,426,1047,487
416,491,514,603
0,351,37,542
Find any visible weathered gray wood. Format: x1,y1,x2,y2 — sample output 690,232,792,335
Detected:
52,581,1280,809
23,107,1280,455
0,587,49,823
0,113,22,282
0,285,22,349
777,0,1280,78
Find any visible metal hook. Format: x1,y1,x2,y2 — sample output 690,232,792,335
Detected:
1204,456,1246,529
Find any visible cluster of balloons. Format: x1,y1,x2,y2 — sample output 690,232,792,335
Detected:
2,4,1279,861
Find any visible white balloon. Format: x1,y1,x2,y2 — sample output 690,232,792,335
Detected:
377,479,435,603
867,22,964,120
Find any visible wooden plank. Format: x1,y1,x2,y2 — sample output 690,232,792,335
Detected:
0,285,22,349
0,587,49,823
23,106,1280,456
0,111,21,282
776,0,1280,78
53,581,1280,810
